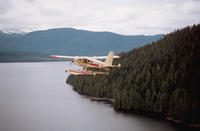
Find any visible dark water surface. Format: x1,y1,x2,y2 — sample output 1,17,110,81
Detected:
0,62,178,131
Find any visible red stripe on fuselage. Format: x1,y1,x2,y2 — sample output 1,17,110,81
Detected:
86,63,99,67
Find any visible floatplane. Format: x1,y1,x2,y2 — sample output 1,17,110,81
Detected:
51,51,121,76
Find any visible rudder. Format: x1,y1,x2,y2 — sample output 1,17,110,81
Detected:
105,51,114,66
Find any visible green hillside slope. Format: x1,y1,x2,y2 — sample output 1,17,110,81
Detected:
67,24,200,125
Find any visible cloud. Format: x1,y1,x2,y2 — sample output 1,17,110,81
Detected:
26,0,35,2
0,0,199,35
0,0,13,14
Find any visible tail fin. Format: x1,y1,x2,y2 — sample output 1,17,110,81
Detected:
105,51,114,66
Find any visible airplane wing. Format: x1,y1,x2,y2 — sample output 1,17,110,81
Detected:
51,55,120,59
90,56,120,59
50,55,88,59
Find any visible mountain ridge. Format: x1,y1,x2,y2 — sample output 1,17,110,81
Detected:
0,28,163,62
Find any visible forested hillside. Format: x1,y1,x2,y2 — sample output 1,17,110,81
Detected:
67,24,200,125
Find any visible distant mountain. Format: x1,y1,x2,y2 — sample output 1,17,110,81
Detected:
0,28,163,62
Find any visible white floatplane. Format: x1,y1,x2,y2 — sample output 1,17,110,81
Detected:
51,51,121,75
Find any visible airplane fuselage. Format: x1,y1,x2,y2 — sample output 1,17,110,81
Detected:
73,58,110,70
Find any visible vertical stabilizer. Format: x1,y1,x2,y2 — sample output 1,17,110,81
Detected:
105,51,114,66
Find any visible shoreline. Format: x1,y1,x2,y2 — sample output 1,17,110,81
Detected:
89,96,114,104
68,82,200,130
78,93,200,130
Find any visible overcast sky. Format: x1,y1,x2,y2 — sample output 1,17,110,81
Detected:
0,0,199,35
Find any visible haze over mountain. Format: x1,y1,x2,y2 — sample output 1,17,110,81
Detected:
0,28,163,62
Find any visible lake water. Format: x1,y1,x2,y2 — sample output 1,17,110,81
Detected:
0,62,178,131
